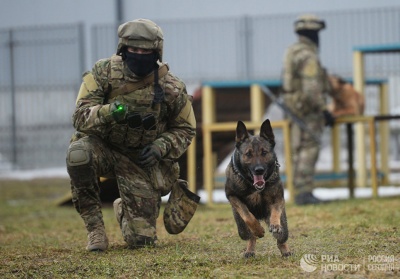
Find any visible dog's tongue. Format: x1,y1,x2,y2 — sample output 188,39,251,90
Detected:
253,175,265,188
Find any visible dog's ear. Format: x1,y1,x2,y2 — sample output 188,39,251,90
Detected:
260,119,275,148
337,75,347,85
235,121,249,146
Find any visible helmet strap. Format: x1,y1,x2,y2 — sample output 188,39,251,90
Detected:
152,63,165,108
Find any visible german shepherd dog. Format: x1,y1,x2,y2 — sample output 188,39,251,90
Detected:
225,119,291,258
327,74,365,117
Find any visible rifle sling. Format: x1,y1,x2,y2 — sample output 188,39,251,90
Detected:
108,64,169,100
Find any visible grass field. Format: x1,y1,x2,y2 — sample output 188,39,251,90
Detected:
0,178,399,278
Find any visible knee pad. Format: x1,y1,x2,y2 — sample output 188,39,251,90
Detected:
67,140,96,185
66,141,91,167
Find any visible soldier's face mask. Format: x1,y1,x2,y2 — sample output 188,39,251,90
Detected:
297,30,319,46
125,51,158,77
297,30,319,47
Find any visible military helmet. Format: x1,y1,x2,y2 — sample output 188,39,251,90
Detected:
116,19,164,61
294,14,326,32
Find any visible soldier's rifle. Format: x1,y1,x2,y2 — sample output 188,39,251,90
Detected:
259,84,321,145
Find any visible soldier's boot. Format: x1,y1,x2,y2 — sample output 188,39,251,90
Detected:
86,226,109,252
113,198,123,226
295,192,323,206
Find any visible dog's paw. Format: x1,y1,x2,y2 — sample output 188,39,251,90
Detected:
252,225,265,238
282,251,292,257
244,251,255,258
269,223,282,233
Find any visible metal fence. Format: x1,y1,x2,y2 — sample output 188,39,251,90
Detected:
0,24,84,170
1,7,400,171
91,7,400,82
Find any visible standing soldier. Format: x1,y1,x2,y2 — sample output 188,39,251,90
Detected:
282,14,335,205
66,19,199,251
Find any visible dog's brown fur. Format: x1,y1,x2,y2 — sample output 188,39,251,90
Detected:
225,120,291,258
328,75,365,117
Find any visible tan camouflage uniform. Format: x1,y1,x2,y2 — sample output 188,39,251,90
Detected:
282,15,332,197
66,19,196,250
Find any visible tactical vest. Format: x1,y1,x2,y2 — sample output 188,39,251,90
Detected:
282,41,329,116
282,43,303,93
106,55,169,150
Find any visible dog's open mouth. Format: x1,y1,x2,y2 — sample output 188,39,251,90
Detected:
253,175,265,191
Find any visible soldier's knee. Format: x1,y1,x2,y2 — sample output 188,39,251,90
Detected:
67,141,94,182
66,141,91,167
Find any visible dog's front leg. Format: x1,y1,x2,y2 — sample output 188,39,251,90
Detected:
245,236,257,258
269,203,283,233
229,196,265,238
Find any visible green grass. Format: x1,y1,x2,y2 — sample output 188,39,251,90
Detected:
0,179,399,278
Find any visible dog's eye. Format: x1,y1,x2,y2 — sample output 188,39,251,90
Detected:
245,151,252,158
261,150,268,156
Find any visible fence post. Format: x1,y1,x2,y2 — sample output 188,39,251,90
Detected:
9,29,17,169
353,50,367,187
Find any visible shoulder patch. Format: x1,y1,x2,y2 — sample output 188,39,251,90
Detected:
302,59,318,78
82,72,99,92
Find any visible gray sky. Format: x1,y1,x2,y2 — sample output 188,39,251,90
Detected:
1,0,400,28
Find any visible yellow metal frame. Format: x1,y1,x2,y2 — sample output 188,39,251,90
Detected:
199,85,293,205
351,49,391,187
187,137,196,193
332,115,378,197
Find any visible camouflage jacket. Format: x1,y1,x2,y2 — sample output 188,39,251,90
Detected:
71,55,196,161
282,36,331,116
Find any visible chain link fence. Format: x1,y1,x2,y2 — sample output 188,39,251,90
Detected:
0,24,84,170
1,7,399,171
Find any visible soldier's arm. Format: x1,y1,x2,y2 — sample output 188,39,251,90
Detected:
153,83,196,160
299,54,326,110
72,59,114,135
282,48,295,93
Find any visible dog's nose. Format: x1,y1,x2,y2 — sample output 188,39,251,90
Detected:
254,166,264,175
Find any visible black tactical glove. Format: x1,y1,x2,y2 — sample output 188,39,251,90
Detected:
110,101,127,123
138,145,162,168
323,110,335,127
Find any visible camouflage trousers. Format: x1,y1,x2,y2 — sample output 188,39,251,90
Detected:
66,135,177,247
290,115,325,195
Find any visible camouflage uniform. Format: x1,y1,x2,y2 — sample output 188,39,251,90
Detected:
282,15,332,199
66,19,197,250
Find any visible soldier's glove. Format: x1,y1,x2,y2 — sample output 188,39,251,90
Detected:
138,145,162,168
110,101,128,123
323,110,335,127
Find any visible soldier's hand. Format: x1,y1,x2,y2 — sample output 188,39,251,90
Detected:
138,145,162,168
110,101,127,123
323,110,335,127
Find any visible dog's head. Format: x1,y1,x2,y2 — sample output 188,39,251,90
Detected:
235,119,276,191
329,74,347,94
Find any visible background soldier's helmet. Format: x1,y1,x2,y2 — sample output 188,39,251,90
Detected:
294,14,326,32
116,19,164,61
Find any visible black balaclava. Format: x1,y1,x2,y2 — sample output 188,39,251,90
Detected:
297,30,319,47
124,50,159,77
122,49,164,107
